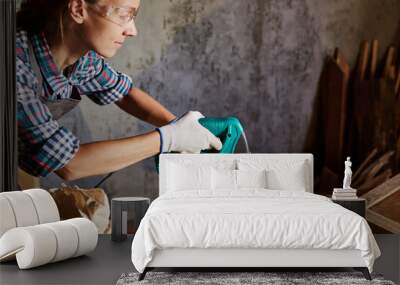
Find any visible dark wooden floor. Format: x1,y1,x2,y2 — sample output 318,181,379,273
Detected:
0,236,135,285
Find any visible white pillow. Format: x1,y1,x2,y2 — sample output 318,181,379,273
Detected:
212,169,236,190
167,162,212,191
211,169,268,190
238,159,309,191
267,166,307,192
236,169,267,188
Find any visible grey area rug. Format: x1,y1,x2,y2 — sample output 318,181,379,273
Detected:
116,272,395,285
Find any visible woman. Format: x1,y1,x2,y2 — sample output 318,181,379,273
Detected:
16,0,222,180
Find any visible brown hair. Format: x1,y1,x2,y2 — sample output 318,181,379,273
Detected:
17,0,96,41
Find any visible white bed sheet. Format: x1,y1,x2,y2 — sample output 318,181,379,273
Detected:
131,190,380,273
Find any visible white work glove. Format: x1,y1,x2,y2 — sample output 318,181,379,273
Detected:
157,111,222,153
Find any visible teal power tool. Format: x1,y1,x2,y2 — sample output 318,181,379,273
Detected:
155,117,248,171
198,117,245,153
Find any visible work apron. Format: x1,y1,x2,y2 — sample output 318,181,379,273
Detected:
27,41,115,186
28,42,81,120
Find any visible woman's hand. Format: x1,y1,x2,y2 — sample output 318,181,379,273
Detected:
157,111,222,153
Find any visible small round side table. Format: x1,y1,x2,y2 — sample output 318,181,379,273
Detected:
111,197,150,242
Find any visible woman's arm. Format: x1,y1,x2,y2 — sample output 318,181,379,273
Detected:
55,131,160,181
116,87,176,127
57,88,174,180
56,111,222,181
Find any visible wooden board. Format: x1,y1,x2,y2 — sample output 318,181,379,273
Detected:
362,174,400,233
351,79,398,169
369,40,379,79
357,41,370,81
370,191,400,224
321,54,349,174
395,70,400,96
362,173,400,207
366,209,400,234
383,47,396,79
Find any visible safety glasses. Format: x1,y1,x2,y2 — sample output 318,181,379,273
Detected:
88,3,139,26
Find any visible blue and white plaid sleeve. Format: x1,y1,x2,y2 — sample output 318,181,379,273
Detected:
17,56,80,177
78,51,133,105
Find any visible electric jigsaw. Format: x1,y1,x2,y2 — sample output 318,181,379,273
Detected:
155,116,248,171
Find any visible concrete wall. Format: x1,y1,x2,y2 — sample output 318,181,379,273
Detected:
39,0,400,200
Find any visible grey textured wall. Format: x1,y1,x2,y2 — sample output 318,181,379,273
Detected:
40,0,400,200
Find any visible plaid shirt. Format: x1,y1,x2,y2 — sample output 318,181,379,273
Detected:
16,30,133,177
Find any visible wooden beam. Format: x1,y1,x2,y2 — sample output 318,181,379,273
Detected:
366,209,400,234
369,40,379,79
395,69,400,95
367,151,394,178
357,41,370,81
362,173,400,208
352,151,394,188
357,169,392,196
352,148,378,182
383,46,396,79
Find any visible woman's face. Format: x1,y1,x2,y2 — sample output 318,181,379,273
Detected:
79,0,140,58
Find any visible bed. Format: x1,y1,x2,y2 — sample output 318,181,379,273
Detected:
131,154,380,280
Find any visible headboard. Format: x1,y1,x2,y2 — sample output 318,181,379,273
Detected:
159,153,314,195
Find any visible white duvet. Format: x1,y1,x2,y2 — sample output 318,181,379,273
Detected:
131,190,380,273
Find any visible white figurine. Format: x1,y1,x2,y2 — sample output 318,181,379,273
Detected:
343,157,353,190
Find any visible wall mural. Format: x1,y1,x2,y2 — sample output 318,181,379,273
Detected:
15,0,400,233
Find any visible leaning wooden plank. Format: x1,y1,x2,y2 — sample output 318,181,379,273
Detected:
335,48,351,80
396,138,400,170
389,66,397,81
368,151,395,178
352,151,393,188
334,47,340,63
366,209,400,234
357,169,392,196
383,46,395,79
335,50,351,168
369,40,379,79
352,148,378,182
333,49,350,172
321,57,349,174
362,173,400,208
356,41,370,81
395,69,400,95
352,79,398,169
369,190,400,225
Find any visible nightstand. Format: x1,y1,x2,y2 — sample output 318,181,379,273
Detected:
111,197,150,241
332,198,366,218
